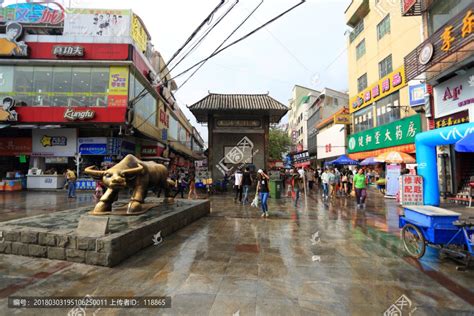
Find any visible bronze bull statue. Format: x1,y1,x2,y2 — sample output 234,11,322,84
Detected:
84,154,175,214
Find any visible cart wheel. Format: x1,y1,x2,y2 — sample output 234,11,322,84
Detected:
402,224,426,258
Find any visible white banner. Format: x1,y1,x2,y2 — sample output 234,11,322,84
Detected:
316,124,346,159
433,68,474,119
64,9,131,37
32,128,77,157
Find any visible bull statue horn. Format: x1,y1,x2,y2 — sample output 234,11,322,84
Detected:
121,164,144,177
84,166,106,178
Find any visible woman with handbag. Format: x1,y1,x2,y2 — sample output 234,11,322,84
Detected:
354,168,367,208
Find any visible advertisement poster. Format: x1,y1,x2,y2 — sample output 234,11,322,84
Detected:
400,175,423,205
32,128,77,157
108,66,129,107
64,9,131,37
433,68,474,118
131,14,148,53
385,164,401,197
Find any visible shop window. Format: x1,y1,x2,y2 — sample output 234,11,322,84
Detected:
13,66,33,106
378,54,392,79
356,39,366,60
90,68,109,106
353,105,374,133
71,67,91,106
375,92,400,126
427,0,470,35
52,67,72,106
377,14,390,40
32,67,53,106
357,73,367,93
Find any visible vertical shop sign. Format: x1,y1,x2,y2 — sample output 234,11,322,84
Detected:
108,66,129,107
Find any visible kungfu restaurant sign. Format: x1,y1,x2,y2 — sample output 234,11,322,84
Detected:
347,114,421,153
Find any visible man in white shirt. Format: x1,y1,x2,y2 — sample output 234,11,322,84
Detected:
321,169,330,199
234,168,243,202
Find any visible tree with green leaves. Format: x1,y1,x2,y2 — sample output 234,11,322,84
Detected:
269,127,291,161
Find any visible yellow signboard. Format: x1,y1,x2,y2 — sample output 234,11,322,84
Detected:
108,67,129,107
334,114,351,125
109,67,129,96
131,14,147,53
349,65,406,113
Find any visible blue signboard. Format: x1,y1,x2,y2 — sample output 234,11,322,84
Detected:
78,143,107,155
162,129,168,141
409,84,426,106
78,138,107,155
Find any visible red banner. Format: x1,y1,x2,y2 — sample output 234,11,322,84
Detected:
27,42,130,60
0,138,32,156
15,106,127,123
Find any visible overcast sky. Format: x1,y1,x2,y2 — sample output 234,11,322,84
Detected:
6,0,350,143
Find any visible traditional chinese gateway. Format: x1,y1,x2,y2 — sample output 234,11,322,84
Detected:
188,93,288,181
0,3,205,191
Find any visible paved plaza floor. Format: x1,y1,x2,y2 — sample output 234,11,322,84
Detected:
0,188,473,315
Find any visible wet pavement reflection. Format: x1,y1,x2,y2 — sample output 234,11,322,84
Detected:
0,188,473,315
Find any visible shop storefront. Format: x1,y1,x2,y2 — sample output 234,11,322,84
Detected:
317,124,347,167
403,3,473,200
432,69,473,197
0,137,31,191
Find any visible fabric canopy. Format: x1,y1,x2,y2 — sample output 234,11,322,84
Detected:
454,131,474,152
360,157,378,166
327,155,359,166
375,151,415,164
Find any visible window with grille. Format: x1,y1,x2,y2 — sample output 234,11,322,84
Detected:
357,73,367,93
377,14,390,40
378,54,392,79
356,39,366,60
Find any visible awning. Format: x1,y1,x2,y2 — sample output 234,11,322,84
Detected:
295,161,311,168
348,143,416,160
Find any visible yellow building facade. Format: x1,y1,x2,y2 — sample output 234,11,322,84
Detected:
345,0,424,159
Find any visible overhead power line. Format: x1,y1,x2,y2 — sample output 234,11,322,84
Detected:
167,0,240,75
177,0,265,91
167,0,306,83
159,0,226,74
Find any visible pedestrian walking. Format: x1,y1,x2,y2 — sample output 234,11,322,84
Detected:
354,168,368,208
307,168,316,191
188,174,198,199
256,169,270,217
321,168,330,199
328,169,336,199
233,168,243,202
65,168,77,198
292,167,304,207
242,167,252,204
341,169,349,196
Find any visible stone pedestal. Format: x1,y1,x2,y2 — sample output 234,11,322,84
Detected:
0,198,210,267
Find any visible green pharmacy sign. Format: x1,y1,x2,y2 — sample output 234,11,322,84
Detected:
347,114,422,153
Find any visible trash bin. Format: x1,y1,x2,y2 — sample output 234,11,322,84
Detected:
269,179,282,199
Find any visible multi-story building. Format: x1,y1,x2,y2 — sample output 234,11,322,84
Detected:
0,3,204,190
403,0,473,200
306,88,349,167
345,0,425,161
287,85,320,152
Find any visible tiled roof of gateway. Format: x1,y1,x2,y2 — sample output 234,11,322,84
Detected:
188,93,288,123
